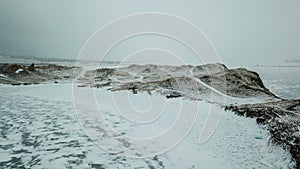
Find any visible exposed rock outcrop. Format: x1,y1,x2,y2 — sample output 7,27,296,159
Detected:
199,67,279,98
76,63,279,100
27,63,35,71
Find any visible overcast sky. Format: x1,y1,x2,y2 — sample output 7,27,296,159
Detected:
0,0,299,66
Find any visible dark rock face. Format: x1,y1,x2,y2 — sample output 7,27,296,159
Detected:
225,100,300,168
27,63,35,71
166,92,182,99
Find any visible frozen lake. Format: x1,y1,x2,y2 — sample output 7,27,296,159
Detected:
252,66,300,100
0,83,295,168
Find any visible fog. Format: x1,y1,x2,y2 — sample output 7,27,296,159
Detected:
0,0,299,66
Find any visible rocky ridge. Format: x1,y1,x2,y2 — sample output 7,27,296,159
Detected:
76,63,278,100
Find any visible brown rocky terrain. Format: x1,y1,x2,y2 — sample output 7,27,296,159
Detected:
76,63,278,100
0,63,81,85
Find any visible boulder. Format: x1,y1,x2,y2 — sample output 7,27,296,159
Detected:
27,63,35,71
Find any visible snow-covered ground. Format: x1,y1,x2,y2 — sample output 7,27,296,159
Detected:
0,84,294,168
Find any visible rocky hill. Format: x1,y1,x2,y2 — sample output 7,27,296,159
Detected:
76,63,279,100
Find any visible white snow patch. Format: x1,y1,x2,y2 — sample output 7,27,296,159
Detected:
15,68,23,74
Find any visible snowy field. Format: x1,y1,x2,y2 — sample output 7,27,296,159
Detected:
0,83,295,168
